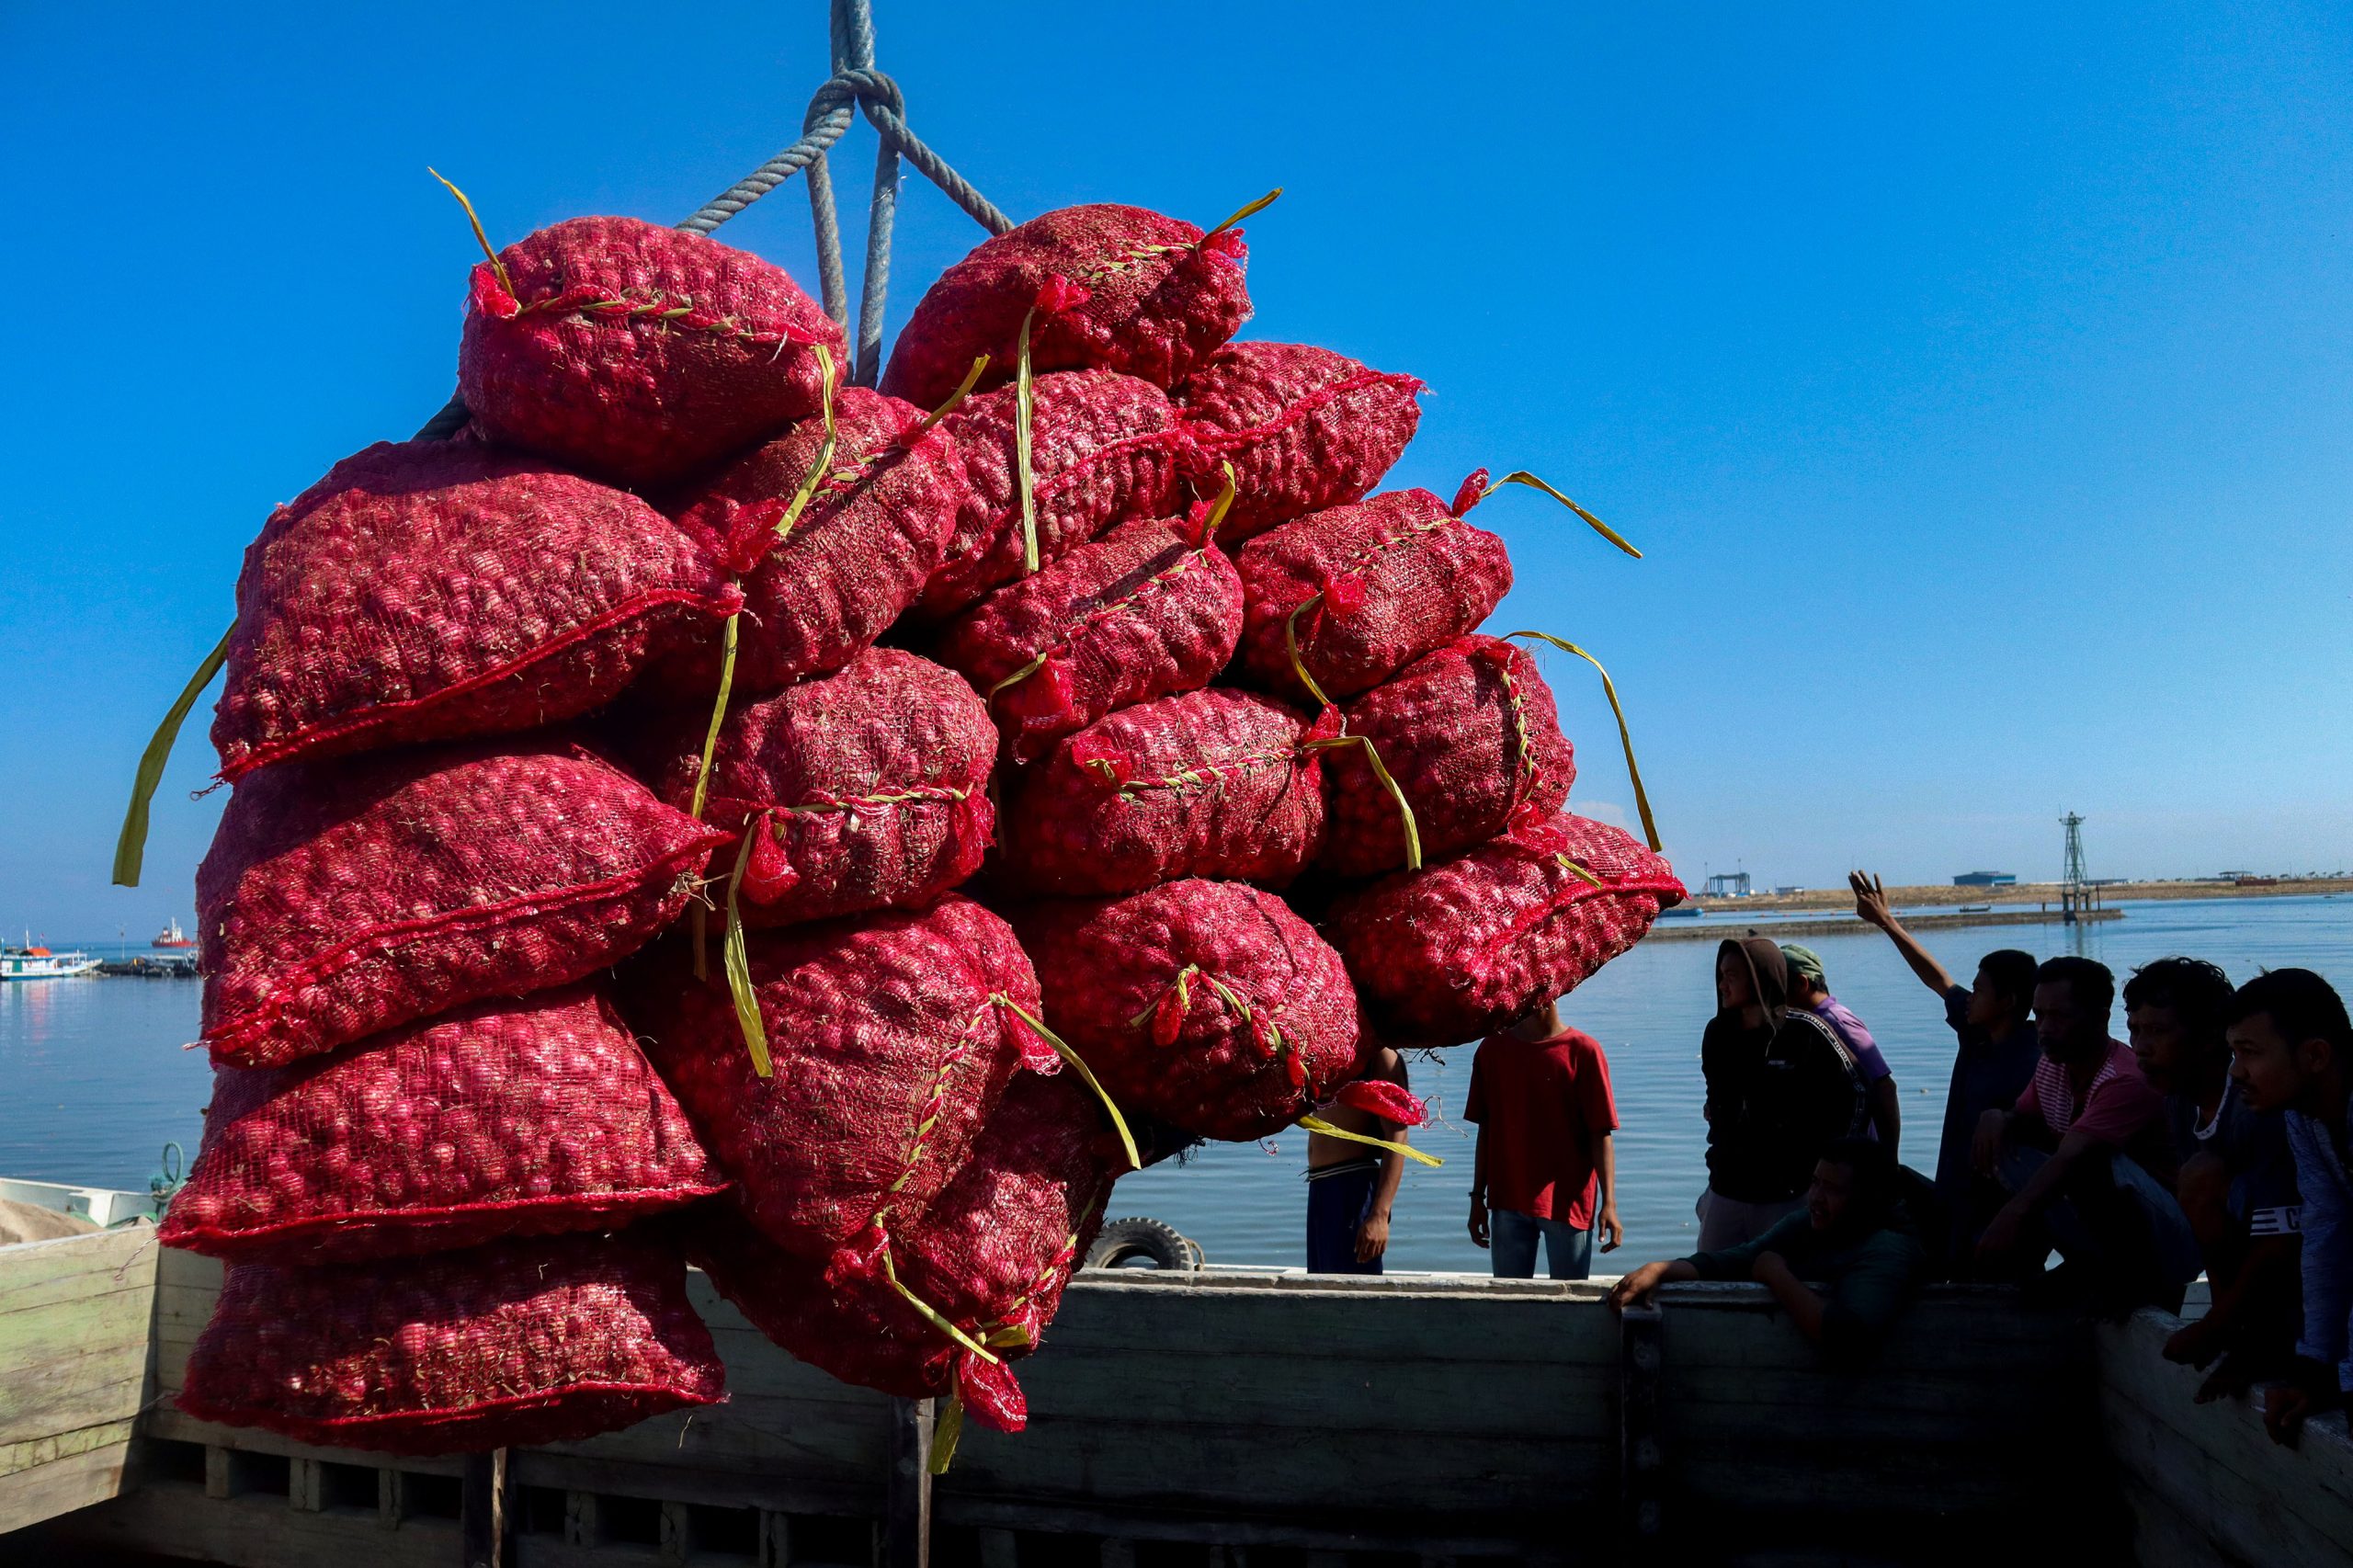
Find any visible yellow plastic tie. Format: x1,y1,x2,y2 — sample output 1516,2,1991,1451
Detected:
984,647,1052,704
1484,472,1642,559
722,830,773,1078
995,997,1140,1170
1555,853,1607,888
688,613,741,824
1302,732,1421,870
1204,187,1282,238
881,1247,1000,1365
927,1396,965,1475
1200,459,1240,536
114,623,233,888
1014,309,1041,574
1298,1113,1443,1167
771,344,841,545
1505,631,1661,852
905,355,989,445
427,168,511,296
1283,595,1336,710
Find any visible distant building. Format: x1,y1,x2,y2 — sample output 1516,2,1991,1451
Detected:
1704,872,1753,898
1773,885,1805,896
1952,871,2017,888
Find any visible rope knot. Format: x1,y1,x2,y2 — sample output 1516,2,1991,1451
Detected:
806,67,905,130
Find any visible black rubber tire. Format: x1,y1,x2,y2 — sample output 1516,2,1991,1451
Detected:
1083,1216,1202,1271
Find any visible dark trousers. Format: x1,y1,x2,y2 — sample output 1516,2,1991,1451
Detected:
1306,1164,1383,1275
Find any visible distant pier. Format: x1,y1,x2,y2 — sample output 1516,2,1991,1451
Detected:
1644,906,2125,941
94,955,199,978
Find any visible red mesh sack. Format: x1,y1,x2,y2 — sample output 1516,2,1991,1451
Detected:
644,649,995,927
918,369,1185,618
178,1232,725,1455
691,1069,1117,1429
665,385,969,691
1234,483,1512,703
1327,812,1686,1045
628,896,1059,1271
1014,880,1363,1142
459,214,843,488
881,203,1255,407
1176,342,1424,544
934,506,1244,764
163,985,723,1265
998,688,1328,896
199,740,724,1068
210,440,740,780
1319,635,1574,877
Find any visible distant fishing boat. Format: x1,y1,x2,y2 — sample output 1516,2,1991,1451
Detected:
151,919,196,950
1,941,98,980
1959,903,1993,914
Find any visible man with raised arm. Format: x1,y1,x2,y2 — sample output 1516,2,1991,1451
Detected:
1848,870,2043,1252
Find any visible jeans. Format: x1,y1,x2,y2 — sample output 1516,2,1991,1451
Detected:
1994,1145,2202,1301
1491,1209,1594,1279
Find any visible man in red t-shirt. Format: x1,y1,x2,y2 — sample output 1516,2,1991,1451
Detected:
1466,997,1623,1279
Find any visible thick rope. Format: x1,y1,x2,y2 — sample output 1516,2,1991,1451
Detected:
415,0,1007,435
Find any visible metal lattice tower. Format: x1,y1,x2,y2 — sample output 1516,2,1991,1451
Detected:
2060,811,2090,923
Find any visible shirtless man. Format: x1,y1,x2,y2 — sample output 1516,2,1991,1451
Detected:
1306,1042,1413,1274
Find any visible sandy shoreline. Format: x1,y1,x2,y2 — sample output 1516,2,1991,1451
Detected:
1688,876,2353,916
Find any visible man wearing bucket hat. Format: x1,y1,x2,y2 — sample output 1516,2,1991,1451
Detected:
1783,943,1903,1152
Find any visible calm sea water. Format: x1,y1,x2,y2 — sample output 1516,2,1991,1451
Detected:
6,900,2349,1272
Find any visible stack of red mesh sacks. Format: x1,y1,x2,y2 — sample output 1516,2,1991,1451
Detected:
153,186,1687,1461
891,197,1688,1188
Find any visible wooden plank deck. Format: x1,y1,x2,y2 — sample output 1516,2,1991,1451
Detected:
17,1234,2349,1564
0,1225,161,1536
2097,1309,2353,1568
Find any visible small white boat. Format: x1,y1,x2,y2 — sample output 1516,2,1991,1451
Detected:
0,941,99,980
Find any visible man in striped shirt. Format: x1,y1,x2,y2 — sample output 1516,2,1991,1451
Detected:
1972,956,2200,1308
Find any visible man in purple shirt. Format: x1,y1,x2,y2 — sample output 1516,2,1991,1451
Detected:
1784,944,1901,1152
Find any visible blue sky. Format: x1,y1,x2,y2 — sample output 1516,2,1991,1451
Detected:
6,1,2350,937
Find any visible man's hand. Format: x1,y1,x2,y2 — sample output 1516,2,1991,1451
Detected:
1976,1203,2025,1262
2194,1357,2256,1405
2264,1361,2341,1446
2164,1317,2224,1369
1597,1200,1623,1254
1848,869,1895,931
1467,1196,1489,1249
1354,1208,1391,1264
2266,1382,2320,1447
1606,1260,1673,1312
1972,1108,2012,1177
